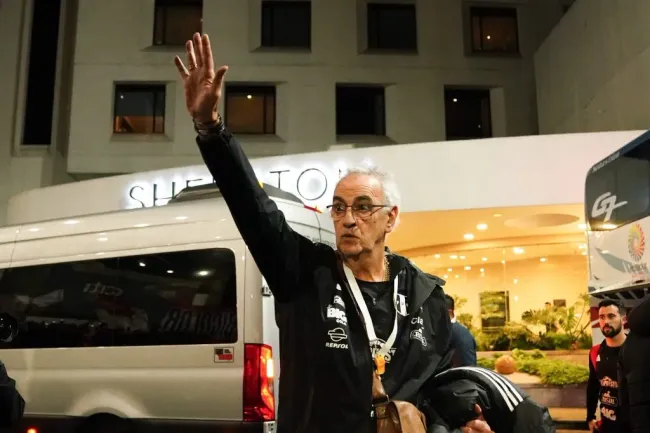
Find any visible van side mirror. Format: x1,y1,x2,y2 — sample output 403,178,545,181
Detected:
0,313,18,343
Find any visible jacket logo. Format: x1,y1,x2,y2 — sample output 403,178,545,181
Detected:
410,316,427,347
370,339,397,363
326,327,349,349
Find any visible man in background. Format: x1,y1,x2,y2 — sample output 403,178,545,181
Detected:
445,294,477,367
587,299,627,433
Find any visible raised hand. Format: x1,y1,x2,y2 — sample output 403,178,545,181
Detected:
461,404,493,433
174,33,228,124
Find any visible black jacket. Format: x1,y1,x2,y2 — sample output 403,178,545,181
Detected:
0,360,24,428
424,366,556,432
450,321,477,367
619,296,650,433
197,129,452,433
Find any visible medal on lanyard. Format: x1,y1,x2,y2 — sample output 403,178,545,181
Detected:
343,263,399,377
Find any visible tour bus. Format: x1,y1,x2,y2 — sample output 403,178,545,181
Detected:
0,179,335,433
585,129,650,343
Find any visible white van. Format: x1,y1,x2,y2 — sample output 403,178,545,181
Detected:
0,182,335,433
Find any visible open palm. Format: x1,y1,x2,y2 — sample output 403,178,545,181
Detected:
174,33,228,124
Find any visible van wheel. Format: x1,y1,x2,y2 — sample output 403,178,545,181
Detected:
77,414,133,433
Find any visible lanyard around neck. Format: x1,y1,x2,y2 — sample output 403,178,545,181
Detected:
342,263,399,362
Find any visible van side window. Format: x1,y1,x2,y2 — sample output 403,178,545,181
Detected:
0,248,237,348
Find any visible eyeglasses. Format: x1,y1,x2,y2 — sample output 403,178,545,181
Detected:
326,203,391,220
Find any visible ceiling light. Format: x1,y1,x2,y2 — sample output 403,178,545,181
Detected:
480,268,484,273
447,268,453,272
513,278,518,284
464,266,471,271
97,237,108,242
134,223,150,228
443,274,448,279
139,262,146,267
581,251,587,256
460,255,466,260
95,252,105,256
578,223,587,230
454,275,459,279
463,233,475,241
514,295,519,302
481,257,488,262
493,213,502,218
450,255,458,259
476,223,488,230
433,254,440,259
175,216,188,221
602,250,609,254
197,270,210,277
167,270,174,274
63,219,80,225
513,247,524,255
501,260,506,264
540,257,547,262
27,227,41,232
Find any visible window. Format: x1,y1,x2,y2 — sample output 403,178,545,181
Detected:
585,137,650,230
225,85,276,134
113,84,166,134
470,7,519,54
261,1,311,49
444,88,492,140
336,86,385,136
367,3,417,51
0,248,237,349
153,0,202,46
22,0,62,145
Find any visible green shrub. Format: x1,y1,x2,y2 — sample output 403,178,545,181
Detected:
477,357,496,370
517,358,589,386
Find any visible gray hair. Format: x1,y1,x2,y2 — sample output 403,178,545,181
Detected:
338,165,402,209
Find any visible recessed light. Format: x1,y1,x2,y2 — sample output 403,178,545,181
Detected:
447,268,453,272
27,227,41,232
493,213,503,218
513,278,518,284
167,270,174,274
450,255,458,259
540,257,547,262
480,268,485,273
513,247,524,255
476,223,488,230
581,251,587,256
578,223,587,230
579,244,587,249
433,254,440,259
455,275,459,279
97,237,108,242
139,262,146,267
63,219,80,225
460,255,466,260
197,270,210,277
443,274,448,279
501,260,506,264
175,216,188,221
464,233,475,241
134,223,150,228
481,257,488,262
464,266,471,271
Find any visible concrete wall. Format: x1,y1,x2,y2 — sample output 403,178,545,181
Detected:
535,0,650,134
67,0,567,174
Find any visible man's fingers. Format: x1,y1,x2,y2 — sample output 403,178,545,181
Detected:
174,56,189,79
193,33,204,67
202,34,214,70
214,66,229,90
186,40,197,69
474,403,485,420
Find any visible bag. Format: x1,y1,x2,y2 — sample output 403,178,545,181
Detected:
373,370,427,433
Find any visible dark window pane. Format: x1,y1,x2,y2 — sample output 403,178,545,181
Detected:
367,3,417,50
225,85,276,134
113,84,166,134
470,7,519,54
153,0,202,46
0,248,237,348
336,86,385,135
22,0,62,145
586,138,650,230
261,1,311,48
444,88,492,140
